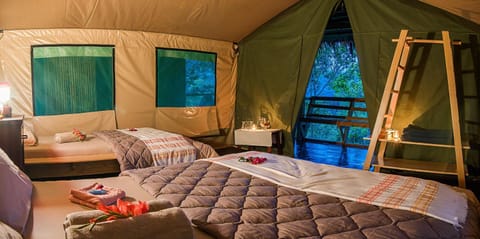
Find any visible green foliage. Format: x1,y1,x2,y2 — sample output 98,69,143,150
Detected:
306,41,363,98
301,41,369,145
185,59,216,106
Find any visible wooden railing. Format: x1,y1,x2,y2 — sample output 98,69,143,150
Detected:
298,96,369,147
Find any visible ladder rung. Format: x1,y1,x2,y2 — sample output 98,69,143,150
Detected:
392,38,461,45
391,90,399,94
398,65,405,71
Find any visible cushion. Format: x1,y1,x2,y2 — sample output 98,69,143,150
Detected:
0,148,33,235
0,220,22,239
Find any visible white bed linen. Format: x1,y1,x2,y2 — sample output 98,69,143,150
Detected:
202,151,468,228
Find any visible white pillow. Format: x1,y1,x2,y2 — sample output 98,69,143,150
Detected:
0,148,33,235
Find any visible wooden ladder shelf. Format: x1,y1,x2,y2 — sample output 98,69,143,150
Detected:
362,30,468,188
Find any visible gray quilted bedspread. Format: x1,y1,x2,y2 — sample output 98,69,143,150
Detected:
121,161,480,239
94,130,154,171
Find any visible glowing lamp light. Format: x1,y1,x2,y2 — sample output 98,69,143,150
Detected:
0,82,10,104
0,82,12,118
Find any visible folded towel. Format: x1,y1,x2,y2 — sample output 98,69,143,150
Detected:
64,199,174,228
402,124,453,144
69,183,126,209
64,207,193,239
55,132,78,144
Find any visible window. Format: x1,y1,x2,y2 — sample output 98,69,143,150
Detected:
156,48,216,107
32,45,114,116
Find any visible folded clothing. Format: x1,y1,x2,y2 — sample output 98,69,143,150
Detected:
69,183,126,209
64,204,193,239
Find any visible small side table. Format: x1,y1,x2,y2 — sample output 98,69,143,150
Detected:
234,128,283,154
0,116,24,170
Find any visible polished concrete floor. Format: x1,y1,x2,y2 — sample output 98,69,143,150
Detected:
295,141,367,169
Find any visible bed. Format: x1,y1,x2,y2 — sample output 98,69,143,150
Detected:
23,127,218,179
1,149,479,239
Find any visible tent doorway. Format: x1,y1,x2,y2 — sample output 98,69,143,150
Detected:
294,4,369,168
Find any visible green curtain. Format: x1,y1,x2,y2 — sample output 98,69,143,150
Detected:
237,0,340,156
33,53,114,116
345,0,480,166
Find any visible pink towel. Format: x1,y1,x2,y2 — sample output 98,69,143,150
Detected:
69,183,125,209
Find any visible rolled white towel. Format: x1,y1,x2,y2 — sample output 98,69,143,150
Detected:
54,132,78,144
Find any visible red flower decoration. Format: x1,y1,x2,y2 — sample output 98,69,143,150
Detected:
238,156,267,164
72,128,87,141
78,199,149,231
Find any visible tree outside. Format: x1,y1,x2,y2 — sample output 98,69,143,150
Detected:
301,41,370,145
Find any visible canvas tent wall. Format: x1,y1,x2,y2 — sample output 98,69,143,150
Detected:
237,0,480,170
0,0,302,147
0,29,237,146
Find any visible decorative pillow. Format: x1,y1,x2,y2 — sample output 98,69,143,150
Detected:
23,125,37,146
0,220,23,239
0,148,33,235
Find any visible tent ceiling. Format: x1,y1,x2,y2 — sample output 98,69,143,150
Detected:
0,0,300,42
0,0,478,42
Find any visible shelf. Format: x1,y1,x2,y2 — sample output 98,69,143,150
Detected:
363,30,466,188
373,158,458,175
364,137,470,149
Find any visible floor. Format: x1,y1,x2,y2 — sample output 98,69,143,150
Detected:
295,141,367,169
294,141,480,199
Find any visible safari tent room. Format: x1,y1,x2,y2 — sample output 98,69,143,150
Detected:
0,0,480,177
1,0,479,177
0,1,480,238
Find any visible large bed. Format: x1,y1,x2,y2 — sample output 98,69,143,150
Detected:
1,149,479,239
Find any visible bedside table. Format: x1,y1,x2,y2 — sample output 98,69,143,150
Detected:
0,116,24,170
234,128,283,154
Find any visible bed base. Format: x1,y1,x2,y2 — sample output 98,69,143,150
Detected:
25,153,120,180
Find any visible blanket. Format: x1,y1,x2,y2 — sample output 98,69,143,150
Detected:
94,128,203,171
206,152,467,227
121,152,478,239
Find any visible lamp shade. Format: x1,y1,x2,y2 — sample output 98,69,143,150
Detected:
0,82,11,104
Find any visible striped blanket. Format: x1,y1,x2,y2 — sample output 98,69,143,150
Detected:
119,128,197,167
204,151,468,227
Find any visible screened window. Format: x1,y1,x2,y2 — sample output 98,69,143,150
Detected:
156,48,216,107
32,45,114,116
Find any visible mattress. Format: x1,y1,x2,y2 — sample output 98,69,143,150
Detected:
25,135,115,161
121,152,480,239
26,176,213,239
